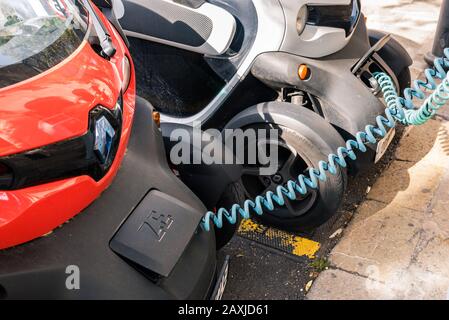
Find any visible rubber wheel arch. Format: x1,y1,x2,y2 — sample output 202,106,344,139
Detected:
214,180,245,249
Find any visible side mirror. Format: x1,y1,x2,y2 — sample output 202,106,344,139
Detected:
90,0,130,48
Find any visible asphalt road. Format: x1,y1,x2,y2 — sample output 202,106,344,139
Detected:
220,127,404,300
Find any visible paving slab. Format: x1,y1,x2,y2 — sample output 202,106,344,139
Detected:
363,0,442,48
329,200,423,276
310,118,449,299
307,269,376,300
395,121,449,163
308,265,449,300
309,116,449,298
308,4,449,295
367,159,445,211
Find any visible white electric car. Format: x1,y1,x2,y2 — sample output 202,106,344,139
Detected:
106,0,412,231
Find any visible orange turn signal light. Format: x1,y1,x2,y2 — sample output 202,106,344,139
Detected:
152,111,161,127
298,64,310,80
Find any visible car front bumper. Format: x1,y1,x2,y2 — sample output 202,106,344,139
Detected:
0,97,218,300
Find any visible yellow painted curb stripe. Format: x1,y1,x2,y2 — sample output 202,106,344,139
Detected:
239,219,321,258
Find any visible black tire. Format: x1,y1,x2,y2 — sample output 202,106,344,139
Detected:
214,180,245,250
240,123,347,232
396,67,411,96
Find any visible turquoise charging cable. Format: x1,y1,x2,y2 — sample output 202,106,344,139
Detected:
202,48,449,232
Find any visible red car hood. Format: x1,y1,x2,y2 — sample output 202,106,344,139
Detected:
0,40,123,157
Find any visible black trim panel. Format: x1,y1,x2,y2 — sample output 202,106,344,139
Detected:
0,100,122,190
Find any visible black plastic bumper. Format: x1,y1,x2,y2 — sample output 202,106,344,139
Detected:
0,97,217,300
161,122,243,209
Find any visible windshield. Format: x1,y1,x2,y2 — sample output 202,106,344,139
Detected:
0,0,89,88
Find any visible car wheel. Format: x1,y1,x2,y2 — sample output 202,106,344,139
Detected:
239,123,347,232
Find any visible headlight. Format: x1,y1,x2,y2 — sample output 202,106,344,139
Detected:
306,0,360,37
121,55,131,92
296,5,308,35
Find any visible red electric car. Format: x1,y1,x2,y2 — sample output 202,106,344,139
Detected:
0,0,134,249
0,0,230,299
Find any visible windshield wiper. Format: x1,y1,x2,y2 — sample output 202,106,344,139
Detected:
82,0,116,58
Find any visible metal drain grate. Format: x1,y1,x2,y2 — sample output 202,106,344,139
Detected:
237,219,321,259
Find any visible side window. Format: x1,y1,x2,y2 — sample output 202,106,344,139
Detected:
128,37,226,117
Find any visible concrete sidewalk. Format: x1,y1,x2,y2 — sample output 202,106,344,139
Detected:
308,0,449,300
